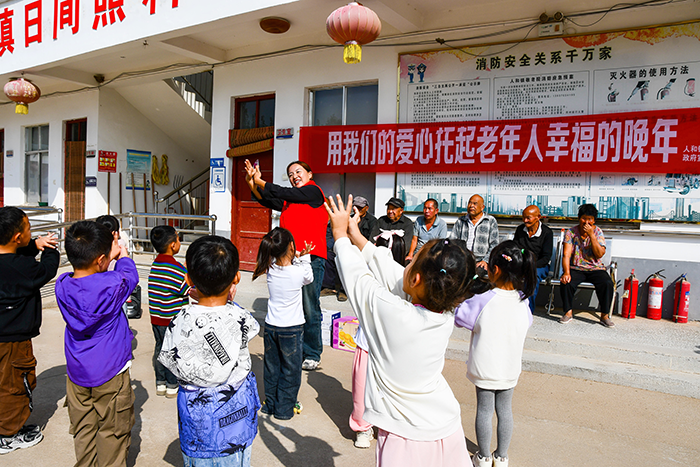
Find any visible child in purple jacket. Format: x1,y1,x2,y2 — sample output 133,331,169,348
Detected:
55,221,139,467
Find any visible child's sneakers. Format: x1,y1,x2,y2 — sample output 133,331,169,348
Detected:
293,401,303,414
472,451,492,467
0,425,44,455
301,359,319,371
493,454,509,467
354,428,373,448
156,384,167,396
166,387,178,399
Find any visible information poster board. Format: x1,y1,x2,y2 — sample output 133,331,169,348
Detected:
126,149,151,190
398,22,700,222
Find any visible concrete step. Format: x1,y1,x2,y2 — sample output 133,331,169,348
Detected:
448,314,700,399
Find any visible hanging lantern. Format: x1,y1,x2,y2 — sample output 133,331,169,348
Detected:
326,2,381,64
4,78,41,115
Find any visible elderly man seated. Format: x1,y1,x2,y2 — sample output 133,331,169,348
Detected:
449,194,499,271
560,204,615,327
406,198,447,262
370,197,414,258
513,205,553,312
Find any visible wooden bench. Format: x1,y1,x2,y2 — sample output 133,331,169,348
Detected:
543,228,617,315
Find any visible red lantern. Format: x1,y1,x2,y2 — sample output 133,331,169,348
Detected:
4,78,41,115
326,2,381,64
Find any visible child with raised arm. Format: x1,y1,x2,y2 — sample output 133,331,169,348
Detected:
55,221,139,467
158,235,260,467
252,227,313,420
148,225,190,398
454,240,536,467
0,207,59,454
326,194,475,467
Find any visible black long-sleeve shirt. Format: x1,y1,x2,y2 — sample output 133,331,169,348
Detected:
513,223,553,269
0,240,60,342
257,182,325,211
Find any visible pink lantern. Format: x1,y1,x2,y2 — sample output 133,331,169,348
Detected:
4,78,41,115
326,2,381,64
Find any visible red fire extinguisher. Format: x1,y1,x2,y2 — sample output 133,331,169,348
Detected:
621,269,639,319
673,274,691,324
646,269,665,320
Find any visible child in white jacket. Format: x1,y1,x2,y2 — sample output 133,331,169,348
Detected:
326,194,475,467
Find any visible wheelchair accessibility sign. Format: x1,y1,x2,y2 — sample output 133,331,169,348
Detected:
211,158,226,193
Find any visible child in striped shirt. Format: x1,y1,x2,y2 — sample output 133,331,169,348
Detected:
148,225,190,398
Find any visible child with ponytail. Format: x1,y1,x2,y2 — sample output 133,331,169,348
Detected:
454,240,536,467
253,227,314,420
326,194,475,467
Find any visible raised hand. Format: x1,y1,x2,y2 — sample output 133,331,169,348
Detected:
35,232,58,250
298,241,315,257
325,194,353,241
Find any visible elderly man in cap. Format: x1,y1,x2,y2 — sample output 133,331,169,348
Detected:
449,194,499,270
369,197,414,258
514,205,553,312
353,196,377,241
406,198,447,262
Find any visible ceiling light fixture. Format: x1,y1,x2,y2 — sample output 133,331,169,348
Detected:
260,17,291,34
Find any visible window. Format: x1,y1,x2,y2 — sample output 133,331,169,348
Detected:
25,125,49,205
236,96,275,129
311,83,378,126
310,83,378,208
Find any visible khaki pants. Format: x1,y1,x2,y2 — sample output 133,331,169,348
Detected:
0,340,37,436
66,370,135,467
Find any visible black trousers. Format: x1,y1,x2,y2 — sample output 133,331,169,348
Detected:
561,269,614,315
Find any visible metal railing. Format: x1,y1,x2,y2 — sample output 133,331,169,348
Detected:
154,167,209,231
29,211,216,269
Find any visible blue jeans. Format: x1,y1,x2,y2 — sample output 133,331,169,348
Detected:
302,255,325,362
529,265,550,312
263,323,303,420
182,444,252,467
152,324,178,388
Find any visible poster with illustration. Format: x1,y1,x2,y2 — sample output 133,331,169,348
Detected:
397,22,700,222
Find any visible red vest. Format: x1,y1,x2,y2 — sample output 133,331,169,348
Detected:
280,181,328,259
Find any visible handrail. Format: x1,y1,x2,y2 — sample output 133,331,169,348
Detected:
165,178,208,207
156,167,209,203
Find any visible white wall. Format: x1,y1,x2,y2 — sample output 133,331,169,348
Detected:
209,46,401,238
97,88,204,216
0,89,99,211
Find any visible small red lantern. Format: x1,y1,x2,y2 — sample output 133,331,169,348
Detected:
4,78,41,115
326,2,381,64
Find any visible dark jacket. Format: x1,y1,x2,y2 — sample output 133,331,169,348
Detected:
0,240,60,342
358,212,378,241
513,223,554,269
370,215,414,257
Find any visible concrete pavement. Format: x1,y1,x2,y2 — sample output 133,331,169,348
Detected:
4,271,700,466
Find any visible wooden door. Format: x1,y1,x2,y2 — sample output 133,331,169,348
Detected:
64,141,86,222
231,152,273,271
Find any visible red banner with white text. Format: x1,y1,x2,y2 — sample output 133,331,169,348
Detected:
299,108,700,174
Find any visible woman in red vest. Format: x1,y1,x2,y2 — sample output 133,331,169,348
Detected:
245,159,328,371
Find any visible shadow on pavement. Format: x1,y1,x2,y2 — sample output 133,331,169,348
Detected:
258,415,340,467
30,364,67,430
306,370,354,440
163,439,182,466
126,379,148,467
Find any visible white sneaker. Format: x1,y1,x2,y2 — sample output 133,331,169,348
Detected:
166,387,178,399
156,384,166,396
493,454,509,467
301,359,320,371
0,426,44,454
472,452,492,467
354,428,373,448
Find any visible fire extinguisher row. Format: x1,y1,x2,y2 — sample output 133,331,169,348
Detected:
621,268,690,323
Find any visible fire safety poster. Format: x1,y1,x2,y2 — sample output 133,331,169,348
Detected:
396,21,700,222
